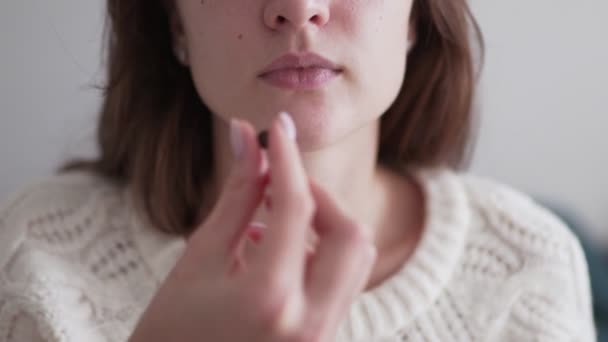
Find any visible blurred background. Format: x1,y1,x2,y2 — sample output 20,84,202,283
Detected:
1,0,607,338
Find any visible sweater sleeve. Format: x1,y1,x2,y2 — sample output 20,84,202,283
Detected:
0,191,57,342
503,233,596,341
0,291,51,342
463,175,596,341
0,207,45,341
562,231,596,341
0,175,119,342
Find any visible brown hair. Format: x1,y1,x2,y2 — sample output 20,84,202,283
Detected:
62,0,484,236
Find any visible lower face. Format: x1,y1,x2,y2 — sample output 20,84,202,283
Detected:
174,0,414,151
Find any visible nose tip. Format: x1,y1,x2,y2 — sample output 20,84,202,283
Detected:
264,2,330,31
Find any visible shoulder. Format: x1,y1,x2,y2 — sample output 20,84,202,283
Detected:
1,170,119,209
459,173,578,260
0,171,145,341
452,172,595,340
0,171,126,269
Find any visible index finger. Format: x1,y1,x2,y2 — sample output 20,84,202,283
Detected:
251,113,313,285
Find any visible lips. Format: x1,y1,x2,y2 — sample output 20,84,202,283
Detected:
259,52,343,90
259,52,342,74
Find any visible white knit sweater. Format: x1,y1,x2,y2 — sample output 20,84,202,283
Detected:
0,168,596,341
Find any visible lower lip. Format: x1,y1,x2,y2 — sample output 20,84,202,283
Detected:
260,67,341,90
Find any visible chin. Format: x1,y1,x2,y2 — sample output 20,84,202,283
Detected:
294,130,333,152
289,111,356,152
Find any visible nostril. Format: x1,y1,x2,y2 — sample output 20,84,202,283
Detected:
277,16,287,24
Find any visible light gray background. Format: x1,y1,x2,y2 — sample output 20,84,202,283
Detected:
1,1,607,245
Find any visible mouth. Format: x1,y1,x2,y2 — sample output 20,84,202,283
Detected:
258,52,343,90
259,67,342,90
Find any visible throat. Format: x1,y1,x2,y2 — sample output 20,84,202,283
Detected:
363,169,426,292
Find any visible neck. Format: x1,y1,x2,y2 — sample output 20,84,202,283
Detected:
299,121,381,226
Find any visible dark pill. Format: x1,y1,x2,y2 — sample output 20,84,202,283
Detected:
257,130,269,149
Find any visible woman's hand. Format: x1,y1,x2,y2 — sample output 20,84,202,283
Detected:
129,113,377,342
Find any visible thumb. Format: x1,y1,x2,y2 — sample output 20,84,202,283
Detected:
188,119,266,261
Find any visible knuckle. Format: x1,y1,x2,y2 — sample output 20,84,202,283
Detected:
257,296,288,328
342,222,377,260
255,273,292,303
342,221,370,244
254,290,305,338
361,240,378,264
241,285,289,328
281,191,315,218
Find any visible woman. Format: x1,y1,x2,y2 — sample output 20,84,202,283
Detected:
0,0,596,341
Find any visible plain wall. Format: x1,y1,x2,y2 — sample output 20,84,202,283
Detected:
470,0,608,244
0,0,103,198
1,0,607,244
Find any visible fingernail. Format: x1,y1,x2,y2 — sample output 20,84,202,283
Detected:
230,119,244,160
247,221,267,243
278,112,296,141
259,151,269,177
250,221,267,230
248,229,262,243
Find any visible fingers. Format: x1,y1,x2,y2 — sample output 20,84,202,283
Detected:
304,180,377,315
187,119,266,262
252,112,313,286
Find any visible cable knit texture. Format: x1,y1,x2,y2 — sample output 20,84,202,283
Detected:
0,168,596,341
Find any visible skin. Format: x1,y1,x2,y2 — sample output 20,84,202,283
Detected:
170,0,423,291
131,117,378,341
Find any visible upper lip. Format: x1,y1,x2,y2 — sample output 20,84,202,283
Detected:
259,52,342,75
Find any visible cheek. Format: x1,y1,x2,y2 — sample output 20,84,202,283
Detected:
345,3,410,113
340,0,411,38
182,7,257,117
339,0,410,79
182,1,255,64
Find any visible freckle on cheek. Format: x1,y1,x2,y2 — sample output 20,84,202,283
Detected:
237,34,244,40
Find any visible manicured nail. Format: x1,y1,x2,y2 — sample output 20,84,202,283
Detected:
259,151,270,177
230,119,244,159
248,229,262,243
250,221,267,230
247,221,267,243
278,112,296,141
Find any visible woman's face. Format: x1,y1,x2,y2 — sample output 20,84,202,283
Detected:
172,0,415,150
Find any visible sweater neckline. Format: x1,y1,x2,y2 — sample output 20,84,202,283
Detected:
126,167,472,340
335,167,472,340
